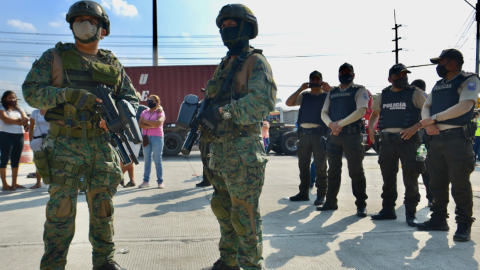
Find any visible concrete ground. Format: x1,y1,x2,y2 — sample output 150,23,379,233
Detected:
1,150,480,270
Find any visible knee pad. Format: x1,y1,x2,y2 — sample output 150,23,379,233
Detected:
211,198,229,219
231,212,246,236
46,186,77,222
88,189,113,219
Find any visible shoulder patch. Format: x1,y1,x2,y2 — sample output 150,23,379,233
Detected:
423,92,428,98
363,92,369,100
467,82,476,91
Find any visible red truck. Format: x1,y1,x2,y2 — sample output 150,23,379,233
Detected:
124,65,217,156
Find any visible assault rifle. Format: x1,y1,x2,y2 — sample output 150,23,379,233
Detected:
93,85,142,165
177,95,208,155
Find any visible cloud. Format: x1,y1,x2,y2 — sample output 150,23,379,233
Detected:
15,57,35,68
101,0,138,17
7,20,36,32
182,32,191,39
49,21,63,27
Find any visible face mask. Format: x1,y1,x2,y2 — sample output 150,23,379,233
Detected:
5,100,16,106
339,74,354,85
220,19,252,56
147,100,157,109
72,20,101,44
310,83,321,88
392,77,409,89
436,64,449,78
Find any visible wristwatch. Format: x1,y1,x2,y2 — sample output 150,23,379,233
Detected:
432,114,438,123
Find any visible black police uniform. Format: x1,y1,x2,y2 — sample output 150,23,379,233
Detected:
295,92,328,201
376,86,423,214
426,73,477,224
322,85,368,209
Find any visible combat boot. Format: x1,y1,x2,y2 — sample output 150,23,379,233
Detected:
417,215,449,231
202,260,240,270
371,209,397,220
290,193,309,201
313,194,325,206
406,212,418,227
453,223,472,242
196,179,212,187
316,202,338,211
93,262,126,270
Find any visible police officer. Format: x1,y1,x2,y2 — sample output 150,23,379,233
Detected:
22,1,138,269
317,63,369,217
368,64,426,227
411,79,433,207
285,70,329,205
198,4,276,270
418,49,479,242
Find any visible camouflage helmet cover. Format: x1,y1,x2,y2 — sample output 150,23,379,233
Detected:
216,4,258,39
66,0,110,36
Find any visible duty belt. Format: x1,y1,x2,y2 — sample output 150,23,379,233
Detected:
49,123,105,138
330,123,363,135
379,132,406,144
298,126,326,135
429,127,464,140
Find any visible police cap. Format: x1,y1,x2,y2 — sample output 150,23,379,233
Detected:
389,63,411,76
430,49,464,64
309,70,322,79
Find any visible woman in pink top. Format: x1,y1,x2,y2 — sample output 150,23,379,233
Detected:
138,95,166,189
262,120,270,153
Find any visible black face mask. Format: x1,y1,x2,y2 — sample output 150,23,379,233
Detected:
392,77,409,89
436,64,449,78
5,100,16,106
339,74,354,85
147,100,157,109
220,18,252,56
309,83,321,88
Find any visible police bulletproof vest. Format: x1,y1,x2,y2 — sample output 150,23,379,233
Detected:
45,42,121,130
328,85,362,125
204,47,263,138
297,92,328,129
378,86,420,129
431,73,477,126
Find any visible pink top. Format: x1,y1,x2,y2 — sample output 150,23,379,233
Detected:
261,121,269,138
141,109,166,137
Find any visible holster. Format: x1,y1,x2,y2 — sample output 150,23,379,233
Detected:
373,133,380,152
464,122,477,140
33,149,51,184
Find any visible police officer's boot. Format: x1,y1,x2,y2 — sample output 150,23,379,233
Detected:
417,215,449,231
453,222,472,242
313,194,325,206
371,209,397,220
93,262,126,270
406,212,418,227
290,192,309,201
202,260,240,270
316,202,338,211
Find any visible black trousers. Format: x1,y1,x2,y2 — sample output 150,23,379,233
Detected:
296,132,327,196
378,134,421,213
427,134,475,223
422,160,433,201
326,133,368,207
0,132,24,168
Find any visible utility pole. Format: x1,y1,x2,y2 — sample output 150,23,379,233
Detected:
153,0,158,66
476,0,479,73
392,10,403,64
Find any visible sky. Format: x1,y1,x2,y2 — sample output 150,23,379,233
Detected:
0,0,478,113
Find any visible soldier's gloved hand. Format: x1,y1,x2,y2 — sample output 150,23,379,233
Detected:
65,88,98,110
199,106,223,132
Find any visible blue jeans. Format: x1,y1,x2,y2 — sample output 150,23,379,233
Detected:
263,137,270,153
143,136,164,184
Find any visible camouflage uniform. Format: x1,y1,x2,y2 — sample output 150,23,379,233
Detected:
22,42,138,269
201,45,276,270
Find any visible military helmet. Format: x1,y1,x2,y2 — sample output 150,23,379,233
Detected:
66,1,110,36
216,4,258,39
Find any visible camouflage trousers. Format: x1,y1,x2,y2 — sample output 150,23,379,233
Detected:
208,136,267,270
40,133,123,270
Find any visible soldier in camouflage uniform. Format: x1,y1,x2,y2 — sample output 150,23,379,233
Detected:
22,1,137,269
198,4,276,270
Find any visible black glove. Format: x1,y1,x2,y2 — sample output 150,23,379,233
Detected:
199,106,223,132
65,88,97,111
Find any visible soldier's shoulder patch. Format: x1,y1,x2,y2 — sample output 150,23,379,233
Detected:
467,82,476,91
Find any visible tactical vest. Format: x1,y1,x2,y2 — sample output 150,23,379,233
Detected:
378,86,420,130
203,47,263,140
328,85,362,126
297,92,328,129
45,42,121,138
431,72,477,126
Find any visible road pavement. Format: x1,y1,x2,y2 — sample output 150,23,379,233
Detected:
1,150,479,269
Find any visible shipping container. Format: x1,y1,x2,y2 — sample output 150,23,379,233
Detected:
124,65,217,155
